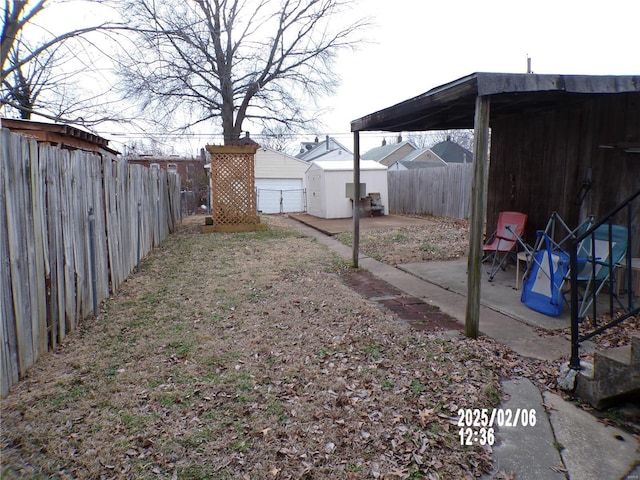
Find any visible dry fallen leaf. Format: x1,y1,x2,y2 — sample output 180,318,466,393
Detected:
3,215,635,480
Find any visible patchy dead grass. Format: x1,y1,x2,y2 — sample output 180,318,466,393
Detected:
2,215,532,480
1,213,635,479
335,216,469,265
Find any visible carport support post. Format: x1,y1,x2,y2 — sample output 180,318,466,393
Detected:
465,95,491,338
352,131,361,268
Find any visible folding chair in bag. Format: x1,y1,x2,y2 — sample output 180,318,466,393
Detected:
482,211,528,281
516,212,594,287
521,231,569,316
570,223,628,319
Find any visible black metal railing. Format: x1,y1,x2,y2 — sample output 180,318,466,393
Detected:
569,187,640,370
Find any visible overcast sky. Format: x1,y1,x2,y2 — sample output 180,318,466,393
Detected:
323,0,640,150
25,0,640,154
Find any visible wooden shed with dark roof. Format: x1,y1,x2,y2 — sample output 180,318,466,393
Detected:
352,72,639,252
350,71,640,335
1,118,119,158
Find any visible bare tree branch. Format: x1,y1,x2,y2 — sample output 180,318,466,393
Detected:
117,0,369,144
1,0,143,128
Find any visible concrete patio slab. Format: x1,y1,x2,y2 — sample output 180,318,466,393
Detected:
399,258,571,331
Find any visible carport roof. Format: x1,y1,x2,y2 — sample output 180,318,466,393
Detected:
350,72,640,132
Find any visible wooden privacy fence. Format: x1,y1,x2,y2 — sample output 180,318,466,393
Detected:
388,164,473,219
1,129,181,397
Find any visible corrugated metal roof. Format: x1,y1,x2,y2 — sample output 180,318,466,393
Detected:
351,72,640,132
1,117,119,155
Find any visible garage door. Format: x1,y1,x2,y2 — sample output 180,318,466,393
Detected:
255,178,305,214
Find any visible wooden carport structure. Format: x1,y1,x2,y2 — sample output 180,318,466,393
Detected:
350,72,640,338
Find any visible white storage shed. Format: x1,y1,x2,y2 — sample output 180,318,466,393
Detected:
305,160,388,219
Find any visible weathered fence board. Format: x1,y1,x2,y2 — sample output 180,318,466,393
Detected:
388,164,473,219
30,140,48,357
0,128,181,397
1,130,20,395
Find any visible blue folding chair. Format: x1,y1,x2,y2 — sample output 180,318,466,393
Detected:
571,224,628,319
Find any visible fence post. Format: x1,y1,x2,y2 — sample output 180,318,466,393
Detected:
88,207,98,316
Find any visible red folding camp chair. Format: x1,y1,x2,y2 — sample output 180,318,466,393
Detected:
482,211,528,281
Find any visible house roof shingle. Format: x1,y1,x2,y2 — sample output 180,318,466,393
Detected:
430,140,473,163
361,140,415,162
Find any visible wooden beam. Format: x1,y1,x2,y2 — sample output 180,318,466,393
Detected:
352,132,361,268
465,95,491,338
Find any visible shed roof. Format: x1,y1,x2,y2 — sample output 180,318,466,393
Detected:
351,72,640,132
308,159,387,172
1,117,119,155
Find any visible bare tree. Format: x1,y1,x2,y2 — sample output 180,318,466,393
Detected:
407,129,475,150
1,0,128,125
3,36,56,119
259,123,296,152
405,132,439,149
117,0,368,145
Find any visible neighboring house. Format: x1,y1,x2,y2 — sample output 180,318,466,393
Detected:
127,154,207,181
361,139,416,167
0,117,119,159
254,146,309,213
388,147,449,170
351,71,640,253
296,135,352,162
430,139,473,163
387,140,471,170
128,154,208,214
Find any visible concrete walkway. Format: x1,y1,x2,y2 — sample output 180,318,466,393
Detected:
285,216,640,480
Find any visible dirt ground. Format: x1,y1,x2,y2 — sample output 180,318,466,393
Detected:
0,214,636,479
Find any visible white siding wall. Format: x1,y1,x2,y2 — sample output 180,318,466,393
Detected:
253,148,308,213
305,161,389,219
254,148,308,179
324,169,353,218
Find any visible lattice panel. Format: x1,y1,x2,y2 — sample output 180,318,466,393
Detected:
208,147,259,226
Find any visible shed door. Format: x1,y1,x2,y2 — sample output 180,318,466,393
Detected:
255,178,304,214
307,173,323,217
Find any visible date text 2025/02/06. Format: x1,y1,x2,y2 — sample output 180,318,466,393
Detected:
457,408,537,446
